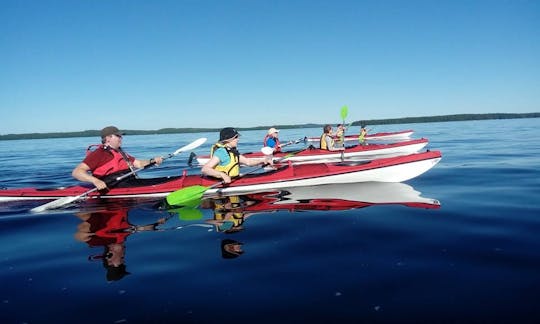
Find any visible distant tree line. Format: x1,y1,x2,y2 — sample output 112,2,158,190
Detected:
1,112,538,141
350,112,540,127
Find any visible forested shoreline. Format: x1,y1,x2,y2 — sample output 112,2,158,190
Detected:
2,112,538,141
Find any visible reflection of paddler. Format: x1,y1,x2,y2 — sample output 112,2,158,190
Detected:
101,243,130,281
75,207,169,281
221,239,244,259
76,208,133,281
209,196,246,233
75,208,132,247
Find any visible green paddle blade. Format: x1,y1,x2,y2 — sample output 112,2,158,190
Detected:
340,105,349,121
166,185,208,206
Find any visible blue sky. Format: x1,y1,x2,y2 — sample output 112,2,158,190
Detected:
1,0,538,134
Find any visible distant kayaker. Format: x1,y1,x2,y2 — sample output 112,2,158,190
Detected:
263,127,282,153
334,123,346,148
359,125,368,144
202,127,269,184
72,125,164,190
320,124,345,151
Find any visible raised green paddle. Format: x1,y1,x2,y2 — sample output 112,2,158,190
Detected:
339,105,349,161
340,105,348,121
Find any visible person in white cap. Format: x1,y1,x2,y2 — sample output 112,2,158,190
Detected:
263,127,284,153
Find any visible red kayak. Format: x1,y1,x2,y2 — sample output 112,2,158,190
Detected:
306,129,414,142
195,138,429,165
0,150,442,203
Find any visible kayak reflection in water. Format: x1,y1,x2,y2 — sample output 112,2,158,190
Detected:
168,182,440,259
74,205,170,281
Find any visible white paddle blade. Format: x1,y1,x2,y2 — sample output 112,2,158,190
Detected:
30,196,81,213
173,137,207,155
261,146,274,155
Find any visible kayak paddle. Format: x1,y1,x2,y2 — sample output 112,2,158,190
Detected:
166,146,308,207
340,105,349,141
339,105,349,160
30,137,208,213
340,105,348,122
279,137,307,148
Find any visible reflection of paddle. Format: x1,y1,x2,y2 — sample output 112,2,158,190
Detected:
30,138,207,213
157,223,213,232
166,147,308,207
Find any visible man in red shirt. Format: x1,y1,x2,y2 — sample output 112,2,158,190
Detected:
72,126,163,189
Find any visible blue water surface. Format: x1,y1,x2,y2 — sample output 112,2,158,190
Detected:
1,119,539,323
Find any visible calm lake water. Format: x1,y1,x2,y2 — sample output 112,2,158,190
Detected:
1,119,539,323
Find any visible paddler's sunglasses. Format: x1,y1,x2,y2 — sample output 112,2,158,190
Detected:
113,134,123,139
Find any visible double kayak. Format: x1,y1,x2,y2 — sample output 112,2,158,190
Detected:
194,138,429,165
0,150,441,203
305,129,414,142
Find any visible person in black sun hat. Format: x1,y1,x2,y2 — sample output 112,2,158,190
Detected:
201,127,272,184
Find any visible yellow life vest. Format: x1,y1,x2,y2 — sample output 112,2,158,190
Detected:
210,143,240,177
320,134,334,150
359,128,367,143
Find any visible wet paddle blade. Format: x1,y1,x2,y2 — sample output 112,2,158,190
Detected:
30,196,81,213
173,137,207,155
166,185,209,206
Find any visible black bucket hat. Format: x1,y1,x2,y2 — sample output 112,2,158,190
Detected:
219,127,240,142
